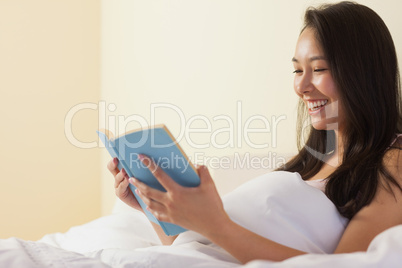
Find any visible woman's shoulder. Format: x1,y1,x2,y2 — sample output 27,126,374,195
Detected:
370,134,402,220
369,133,402,209
334,137,402,253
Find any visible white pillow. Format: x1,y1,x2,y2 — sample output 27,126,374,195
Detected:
38,211,161,254
221,171,348,254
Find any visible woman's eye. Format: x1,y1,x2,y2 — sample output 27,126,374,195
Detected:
314,68,327,72
293,70,302,74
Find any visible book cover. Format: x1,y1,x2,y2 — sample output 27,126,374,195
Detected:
97,124,200,236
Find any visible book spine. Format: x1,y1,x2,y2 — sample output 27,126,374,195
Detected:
97,130,172,234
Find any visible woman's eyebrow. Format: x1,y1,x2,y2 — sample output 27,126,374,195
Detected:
291,56,327,62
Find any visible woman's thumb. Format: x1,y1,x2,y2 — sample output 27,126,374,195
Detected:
197,164,213,184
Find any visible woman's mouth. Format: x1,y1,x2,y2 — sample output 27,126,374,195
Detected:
307,100,328,113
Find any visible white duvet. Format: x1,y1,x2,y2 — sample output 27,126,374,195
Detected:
1,171,402,267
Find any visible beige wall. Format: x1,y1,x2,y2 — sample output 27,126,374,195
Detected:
0,0,101,240
100,0,402,214
0,0,401,239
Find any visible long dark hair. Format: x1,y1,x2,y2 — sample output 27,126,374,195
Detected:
279,1,402,219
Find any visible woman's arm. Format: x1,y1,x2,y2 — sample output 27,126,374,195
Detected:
202,217,306,263
107,157,177,245
132,155,307,263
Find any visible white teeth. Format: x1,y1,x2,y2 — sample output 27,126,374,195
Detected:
307,100,328,110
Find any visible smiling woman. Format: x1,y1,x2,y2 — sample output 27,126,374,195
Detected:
283,1,402,218
1,1,402,267
106,1,402,264
292,28,343,132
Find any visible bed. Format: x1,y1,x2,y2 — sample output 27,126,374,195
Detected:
1,165,402,267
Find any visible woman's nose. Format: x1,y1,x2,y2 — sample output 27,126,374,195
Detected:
294,73,313,95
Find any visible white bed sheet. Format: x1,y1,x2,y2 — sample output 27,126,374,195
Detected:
38,210,161,254
82,224,402,267
1,170,402,267
1,212,402,267
244,224,402,268
0,238,110,268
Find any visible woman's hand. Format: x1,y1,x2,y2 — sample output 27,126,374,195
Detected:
107,157,142,212
130,154,231,236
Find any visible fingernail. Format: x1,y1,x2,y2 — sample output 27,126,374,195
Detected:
129,178,134,184
137,154,144,160
113,157,119,165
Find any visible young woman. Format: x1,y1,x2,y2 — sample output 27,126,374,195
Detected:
107,1,402,263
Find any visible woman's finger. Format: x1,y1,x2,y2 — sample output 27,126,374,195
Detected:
134,188,152,205
197,165,215,188
135,189,168,219
114,169,126,188
138,154,178,192
130,178,166,203
107,157,120,176
147,206,169,222
135,188,165,209
116,174,130,197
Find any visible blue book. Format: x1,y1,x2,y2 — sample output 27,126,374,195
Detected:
97,124,200,236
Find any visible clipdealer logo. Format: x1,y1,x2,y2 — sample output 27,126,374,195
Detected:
64,101,287,150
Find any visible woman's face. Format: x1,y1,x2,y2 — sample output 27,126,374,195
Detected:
292,27,344,133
